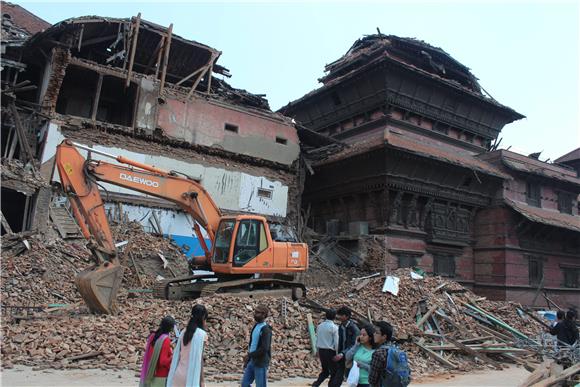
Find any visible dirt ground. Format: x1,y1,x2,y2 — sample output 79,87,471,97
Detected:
1,364,529,386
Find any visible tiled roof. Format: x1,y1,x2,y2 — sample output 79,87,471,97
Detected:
555,147,580,164
315,129,508,179
1,1,50,36
383,130,508,178
505,198,580,233
494,150,580,186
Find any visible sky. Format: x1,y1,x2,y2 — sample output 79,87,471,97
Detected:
11,0,580,161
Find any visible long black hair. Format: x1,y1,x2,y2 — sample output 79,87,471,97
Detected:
361,324,376,348
152,316,175,347
183,304,208,346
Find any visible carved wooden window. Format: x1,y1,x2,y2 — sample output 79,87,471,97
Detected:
557,192,573,214
433,254,455,277
563,268,579,288
528,256,543,286
397,254,418,269
526,182,541,207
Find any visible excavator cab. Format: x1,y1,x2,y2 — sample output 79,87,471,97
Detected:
210,216,308,274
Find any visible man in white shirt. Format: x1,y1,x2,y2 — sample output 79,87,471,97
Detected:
312,309,339,387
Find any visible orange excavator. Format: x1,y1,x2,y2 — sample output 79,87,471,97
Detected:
55,140,308,314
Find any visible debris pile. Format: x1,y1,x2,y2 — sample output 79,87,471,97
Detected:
111,222,191,289
1,232,88,306
308,269,548,376
1,296,320,381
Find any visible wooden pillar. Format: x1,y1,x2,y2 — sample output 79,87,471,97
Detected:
159,23,173,93
125,13,141,88
91,73,103,121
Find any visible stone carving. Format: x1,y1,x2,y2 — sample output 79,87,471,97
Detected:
427,202,473,244
389,191,403,225
405,195,418,228
420,198,434,229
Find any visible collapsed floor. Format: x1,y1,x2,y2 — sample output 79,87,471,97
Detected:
1,225,576,383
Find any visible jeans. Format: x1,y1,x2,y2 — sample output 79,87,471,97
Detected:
241,359,268,387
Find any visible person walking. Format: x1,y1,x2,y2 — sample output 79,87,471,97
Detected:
368,321,393,387
345,325,376,387
140,316,176,387
333,306,360,387
241,304,272,387
312,309,339,387
167,304,208,387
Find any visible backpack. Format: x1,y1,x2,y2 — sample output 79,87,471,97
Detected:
385,345,411,387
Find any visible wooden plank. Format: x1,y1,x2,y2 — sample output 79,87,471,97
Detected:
417,305,438,328
413,339,457,369
0,211,14,235
129,252,144,288
476,322,513,343
529,362,580,387
66,351,103,361
125,13,141,88
9,102,35,165
445,336,504,370
159,23,173,93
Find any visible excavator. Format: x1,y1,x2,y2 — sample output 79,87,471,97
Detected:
55,140,308,314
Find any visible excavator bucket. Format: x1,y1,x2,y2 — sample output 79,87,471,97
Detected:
75,262,124,314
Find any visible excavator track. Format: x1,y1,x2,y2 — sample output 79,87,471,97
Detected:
153,275,306,301
199,278,306,299
153,273,215,300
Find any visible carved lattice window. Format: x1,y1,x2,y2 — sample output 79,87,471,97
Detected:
526,182,541,207
563,268,579,288
528,256,544,286
433,254,456,277
557,192,573,214
397,254,419,269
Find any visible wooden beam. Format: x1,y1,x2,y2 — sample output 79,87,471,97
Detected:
80,34,117,48
417,305,438,328
413,339,457,369
9,103,35,165
206,63,213,94
143,36,163,75
445,336,504,370
159,23,173,93
154,36,165,78
175,66,206,86
186,65,210,98
0,211,14,235
91,73,103,121
528,362,579,387
77,24,84,51
125,13,141,88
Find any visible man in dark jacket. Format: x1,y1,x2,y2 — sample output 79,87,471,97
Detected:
242,304,272,387
332,306,360,387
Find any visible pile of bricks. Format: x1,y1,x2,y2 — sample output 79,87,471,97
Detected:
2,230,549,381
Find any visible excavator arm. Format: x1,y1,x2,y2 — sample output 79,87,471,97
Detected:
55,140,223,313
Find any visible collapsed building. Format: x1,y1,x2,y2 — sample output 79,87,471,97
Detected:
2,3,578,307
1,6,303,255
280,34,580,307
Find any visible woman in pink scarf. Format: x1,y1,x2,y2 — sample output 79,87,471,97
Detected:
140,316,176,387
